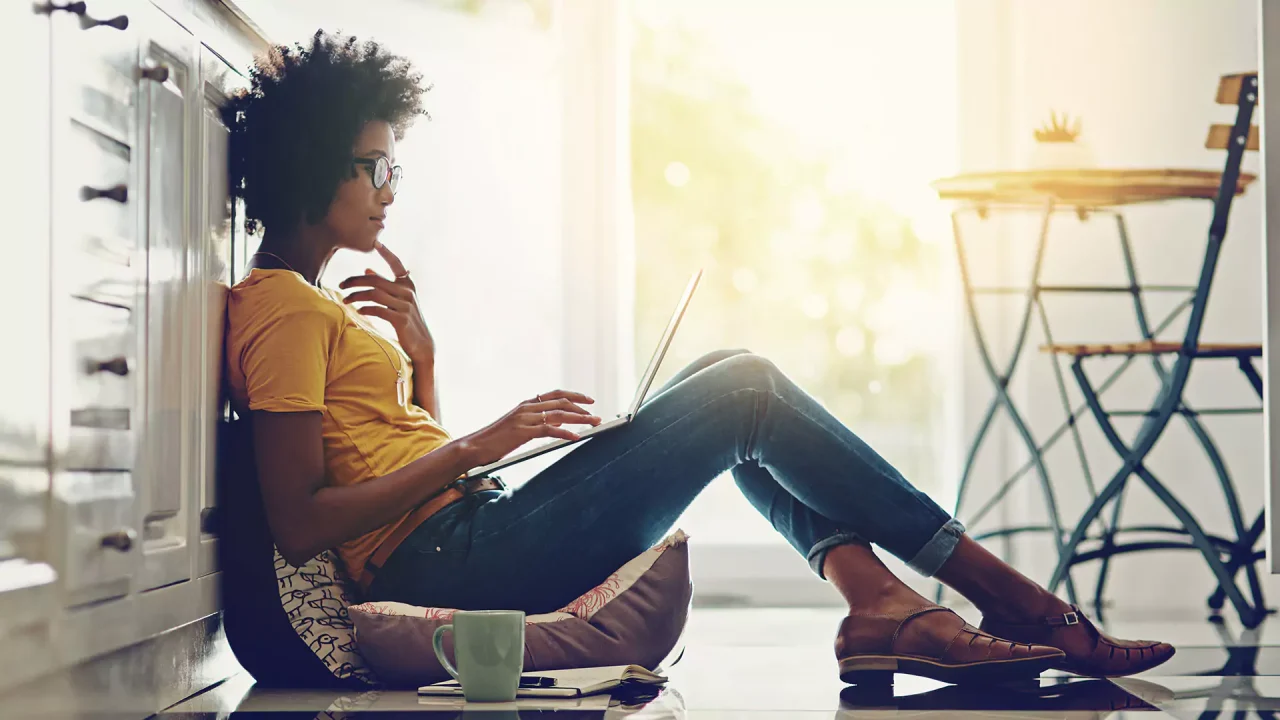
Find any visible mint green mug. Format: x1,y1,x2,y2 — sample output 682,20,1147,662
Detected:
432,610,526,702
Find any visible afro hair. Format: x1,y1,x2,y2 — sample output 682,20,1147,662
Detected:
222,30,429,236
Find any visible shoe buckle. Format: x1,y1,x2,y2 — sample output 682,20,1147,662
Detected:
1063,611,1080,626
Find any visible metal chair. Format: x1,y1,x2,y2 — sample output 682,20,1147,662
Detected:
1041,72,1267,627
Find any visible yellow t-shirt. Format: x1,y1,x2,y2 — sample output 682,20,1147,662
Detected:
225,268,452,580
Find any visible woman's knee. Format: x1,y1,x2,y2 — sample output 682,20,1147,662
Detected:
688,347,753,372
716,352,782,389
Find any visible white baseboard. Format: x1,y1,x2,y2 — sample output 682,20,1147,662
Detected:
688,542,940,608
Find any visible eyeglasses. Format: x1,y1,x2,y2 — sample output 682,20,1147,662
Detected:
352,156,403,194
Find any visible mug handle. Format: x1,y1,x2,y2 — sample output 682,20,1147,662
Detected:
432,624,460,681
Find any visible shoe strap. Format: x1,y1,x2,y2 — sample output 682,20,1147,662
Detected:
890,605,955,649
991,604,1087,628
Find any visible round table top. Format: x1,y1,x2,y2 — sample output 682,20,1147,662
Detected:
931,168,1256,208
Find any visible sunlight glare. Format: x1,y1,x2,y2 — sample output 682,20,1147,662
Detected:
664,161,691,187
732,266,759,294
835,325,866,357
801,293,829,320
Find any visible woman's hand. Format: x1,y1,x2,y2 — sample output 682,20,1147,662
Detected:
460,391,602,467
339,241,435,362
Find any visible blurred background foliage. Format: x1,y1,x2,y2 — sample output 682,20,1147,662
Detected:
631,20,944,489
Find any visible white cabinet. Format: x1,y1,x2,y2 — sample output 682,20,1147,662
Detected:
0,0,261,697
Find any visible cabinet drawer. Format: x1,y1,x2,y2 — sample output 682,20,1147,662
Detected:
68,233,138,309
64,427,135,472
54,0,137,144
52,471,135,605
64,417,134,472
66,120,134,248
69,299,137,413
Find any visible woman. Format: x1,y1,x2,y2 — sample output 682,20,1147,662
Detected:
223,32,1173,685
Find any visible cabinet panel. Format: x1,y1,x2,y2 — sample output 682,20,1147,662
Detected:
195,46,239,577
138,5,197,591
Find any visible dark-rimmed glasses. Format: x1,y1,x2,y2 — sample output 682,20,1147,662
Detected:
352,156,402,194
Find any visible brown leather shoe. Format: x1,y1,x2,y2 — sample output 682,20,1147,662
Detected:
835,604,1065,685
980,605,1175,678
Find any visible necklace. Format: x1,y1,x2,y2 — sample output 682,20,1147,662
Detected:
251,250,314,285
251,251,410,407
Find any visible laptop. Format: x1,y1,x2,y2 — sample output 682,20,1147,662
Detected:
462,269,703,478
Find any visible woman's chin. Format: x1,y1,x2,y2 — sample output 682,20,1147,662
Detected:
347,235,380,253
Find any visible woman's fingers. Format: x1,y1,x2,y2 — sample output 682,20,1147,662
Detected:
539,426,581,441
355,305,397,323
339,272,412,299
529,389,595,405
527,399,596,418
374,241,410,279
343,287,409,311
525,410,601,426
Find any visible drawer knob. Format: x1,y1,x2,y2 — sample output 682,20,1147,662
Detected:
80,184,127,204
32,1,86,16
140,64,169,83
100,529,135,552
79,12,128,31
88,356,130,376
32,2,128,31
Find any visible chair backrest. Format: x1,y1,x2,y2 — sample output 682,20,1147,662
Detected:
1207,73,1260,152
1178,72,1258,353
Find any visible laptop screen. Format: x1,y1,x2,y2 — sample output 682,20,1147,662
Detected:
627,269,703,416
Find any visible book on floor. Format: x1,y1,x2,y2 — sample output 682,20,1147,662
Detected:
417,664,668,698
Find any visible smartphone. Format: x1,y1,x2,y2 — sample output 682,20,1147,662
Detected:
519,676,558,688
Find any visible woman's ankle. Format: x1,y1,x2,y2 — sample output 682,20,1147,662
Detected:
979,588,1072,622
935,536,1070,621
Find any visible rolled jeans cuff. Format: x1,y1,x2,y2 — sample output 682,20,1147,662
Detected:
906,518,966,577
807,532,866,580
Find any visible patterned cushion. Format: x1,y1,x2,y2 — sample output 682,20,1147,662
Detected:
347,530,693,688
273,549,377,686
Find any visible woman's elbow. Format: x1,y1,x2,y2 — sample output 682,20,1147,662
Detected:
279,547,315,568
270,519,322,568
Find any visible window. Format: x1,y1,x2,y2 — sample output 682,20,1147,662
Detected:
630,1,960,597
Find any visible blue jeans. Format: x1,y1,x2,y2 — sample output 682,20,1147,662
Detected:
367,349,965,613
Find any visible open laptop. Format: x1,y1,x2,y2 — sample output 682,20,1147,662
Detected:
462,269,703,478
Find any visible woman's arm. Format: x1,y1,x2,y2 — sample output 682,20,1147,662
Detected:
410,353,442,422
253,409,477,566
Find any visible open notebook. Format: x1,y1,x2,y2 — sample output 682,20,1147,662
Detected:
418,664,667,699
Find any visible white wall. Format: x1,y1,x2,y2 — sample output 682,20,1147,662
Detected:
954,0,1266,612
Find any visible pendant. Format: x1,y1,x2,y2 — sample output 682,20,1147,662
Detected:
397,374,409,407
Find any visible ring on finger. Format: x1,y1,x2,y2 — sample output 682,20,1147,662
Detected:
541,410,547,424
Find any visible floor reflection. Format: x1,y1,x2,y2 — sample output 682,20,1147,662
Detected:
155,608,1280,718
835,676,1169,717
